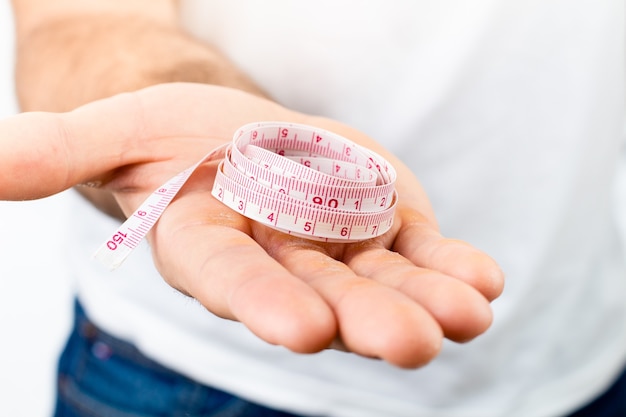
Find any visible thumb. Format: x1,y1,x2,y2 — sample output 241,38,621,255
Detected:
0,92,147,201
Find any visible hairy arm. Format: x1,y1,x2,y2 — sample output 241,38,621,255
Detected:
11,0,266,217
12,0,266,110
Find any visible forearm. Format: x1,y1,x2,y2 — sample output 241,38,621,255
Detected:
14,13,267,112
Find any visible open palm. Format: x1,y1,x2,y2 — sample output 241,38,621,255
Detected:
1,83,503,368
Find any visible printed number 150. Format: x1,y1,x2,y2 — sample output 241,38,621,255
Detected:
106,231,127,251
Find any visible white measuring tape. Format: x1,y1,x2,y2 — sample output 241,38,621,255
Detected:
93,122,397,270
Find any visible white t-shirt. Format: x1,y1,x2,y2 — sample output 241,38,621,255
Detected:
69,1,626,416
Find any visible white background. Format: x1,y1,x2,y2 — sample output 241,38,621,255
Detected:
0,2,74,416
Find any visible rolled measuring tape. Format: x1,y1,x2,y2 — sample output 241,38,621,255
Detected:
93,122,397,270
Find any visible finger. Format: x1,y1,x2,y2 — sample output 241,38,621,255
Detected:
0,83,287,200
343,241,493,342
0,94,146,200
0,112,97,199
391,206,505,301
146,184,337,354
257,230,444,368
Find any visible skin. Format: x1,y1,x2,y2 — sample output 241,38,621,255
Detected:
7,0,504,368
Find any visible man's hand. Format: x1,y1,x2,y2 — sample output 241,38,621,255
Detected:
0,83,504,368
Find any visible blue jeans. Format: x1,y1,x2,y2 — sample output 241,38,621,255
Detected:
54,301,304,417
54,300,626,417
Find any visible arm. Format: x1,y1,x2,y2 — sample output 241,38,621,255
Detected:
12,0,266,218
12,0,266,110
